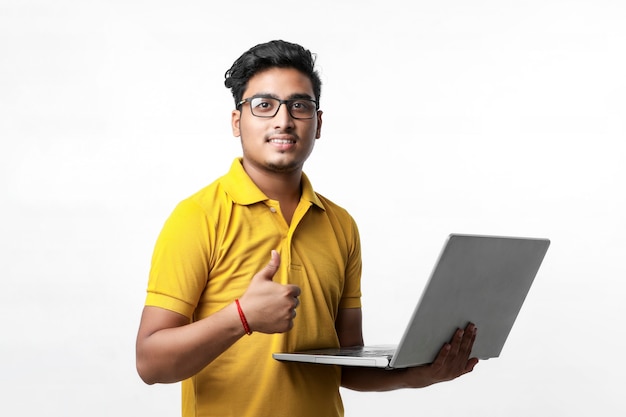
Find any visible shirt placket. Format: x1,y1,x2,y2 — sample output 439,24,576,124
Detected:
264,199,312,283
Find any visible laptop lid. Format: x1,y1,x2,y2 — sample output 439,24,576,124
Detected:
390,233,550,367
273,234,550,369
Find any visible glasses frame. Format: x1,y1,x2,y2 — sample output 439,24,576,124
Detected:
237,96,319,120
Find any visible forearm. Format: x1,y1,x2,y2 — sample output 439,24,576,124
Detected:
136,303,245,384
341,367,428,392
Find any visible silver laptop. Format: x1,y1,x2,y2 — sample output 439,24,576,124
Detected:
273,234,550,369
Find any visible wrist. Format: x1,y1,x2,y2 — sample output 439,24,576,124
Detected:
235,299,252,335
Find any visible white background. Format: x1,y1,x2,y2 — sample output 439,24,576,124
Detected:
1,1,625,415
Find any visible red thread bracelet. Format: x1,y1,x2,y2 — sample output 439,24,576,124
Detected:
235,299,252,335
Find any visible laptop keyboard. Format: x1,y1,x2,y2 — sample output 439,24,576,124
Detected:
339,346,396,358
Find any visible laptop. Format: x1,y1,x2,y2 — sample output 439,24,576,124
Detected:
273,234,550,369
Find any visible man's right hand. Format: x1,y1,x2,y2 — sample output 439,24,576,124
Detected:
136,250,301,384
238,250,301,334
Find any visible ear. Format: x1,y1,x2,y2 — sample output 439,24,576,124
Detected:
315,110,323,139
231,109,241,137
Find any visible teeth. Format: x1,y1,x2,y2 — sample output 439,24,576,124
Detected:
270,139,294,144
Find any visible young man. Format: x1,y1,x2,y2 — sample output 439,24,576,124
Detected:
136,40,478,417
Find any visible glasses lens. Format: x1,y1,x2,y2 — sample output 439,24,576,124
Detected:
249,97,280,117
249,97,316,119
288,100,316,119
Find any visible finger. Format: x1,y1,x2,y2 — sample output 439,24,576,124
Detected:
465,357,479,373
258,250,281,281
450,325,477,371
429,342,452,371
460,324,477,353
268,249,280,270
450,324,476,364
287,292,300,311
283,282,301,298
448,328,465,356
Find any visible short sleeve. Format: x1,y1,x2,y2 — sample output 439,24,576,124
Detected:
145,198,214,318
339,216,362,309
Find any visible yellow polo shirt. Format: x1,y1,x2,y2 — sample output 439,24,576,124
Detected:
146,158,362,417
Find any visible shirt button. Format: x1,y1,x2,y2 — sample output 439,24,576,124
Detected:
269,207,277,213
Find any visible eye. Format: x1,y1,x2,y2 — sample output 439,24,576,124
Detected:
290,100,314,113
251,98,277,113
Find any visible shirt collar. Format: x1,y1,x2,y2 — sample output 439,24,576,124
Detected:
221,158,325,210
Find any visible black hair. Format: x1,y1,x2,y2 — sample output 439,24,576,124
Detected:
224,40,322,108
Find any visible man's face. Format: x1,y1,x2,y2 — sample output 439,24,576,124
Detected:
231,67,322,175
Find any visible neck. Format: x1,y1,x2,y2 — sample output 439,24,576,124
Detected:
242,160,302,203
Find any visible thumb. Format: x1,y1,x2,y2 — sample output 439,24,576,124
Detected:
257,250,281,281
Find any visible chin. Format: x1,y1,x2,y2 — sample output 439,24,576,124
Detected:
266,161,299,173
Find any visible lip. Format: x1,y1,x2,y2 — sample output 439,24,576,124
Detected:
267,135,297,150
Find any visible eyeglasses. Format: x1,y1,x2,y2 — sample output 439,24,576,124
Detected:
237,96,318,119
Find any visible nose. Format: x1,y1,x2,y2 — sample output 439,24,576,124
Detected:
273,102,295,129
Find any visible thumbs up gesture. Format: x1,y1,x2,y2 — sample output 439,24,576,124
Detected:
238,250,301,334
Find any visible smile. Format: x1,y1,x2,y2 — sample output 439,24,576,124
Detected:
268,138,296,144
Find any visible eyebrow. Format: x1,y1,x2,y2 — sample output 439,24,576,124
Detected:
251,92,316,101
